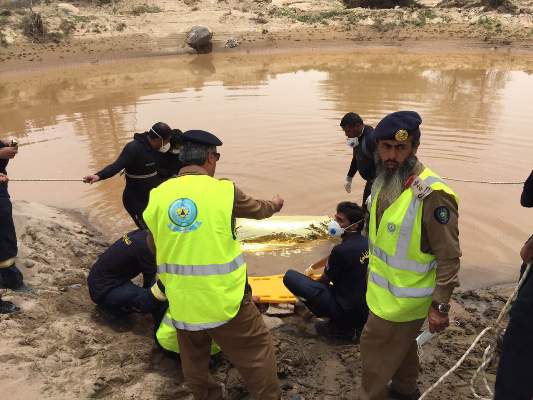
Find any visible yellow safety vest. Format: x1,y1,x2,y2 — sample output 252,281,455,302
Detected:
367,167,458,322
143,174,247,331
156,309,221,355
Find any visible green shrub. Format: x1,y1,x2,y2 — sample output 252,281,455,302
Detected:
59,19,76,36
343,0,418,8
20,11,48,42
130,4,162,16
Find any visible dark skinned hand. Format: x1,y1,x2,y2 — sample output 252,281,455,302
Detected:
428,306,449,333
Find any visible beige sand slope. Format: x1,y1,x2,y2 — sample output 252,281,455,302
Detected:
0,201,515,399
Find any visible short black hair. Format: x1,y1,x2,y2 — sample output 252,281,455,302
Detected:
148,122,172,140
337,201,364,229
340,112,363,128
170,129,184,149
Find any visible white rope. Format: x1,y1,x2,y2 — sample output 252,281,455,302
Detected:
419,263,531,400
8,178,84,182
441,177,525,185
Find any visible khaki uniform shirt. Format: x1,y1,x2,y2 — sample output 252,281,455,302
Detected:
178,165,278,220
375,161,461,304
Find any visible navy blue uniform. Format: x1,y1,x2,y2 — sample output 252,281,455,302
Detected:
283,232,369,330
347,125,375,205
495,170,533,400
157,151,182,180
87,230,156,315
0,142,23,289
96,133,163,229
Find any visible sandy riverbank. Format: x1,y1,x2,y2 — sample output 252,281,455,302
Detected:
0,201,516,399
0,0,532,73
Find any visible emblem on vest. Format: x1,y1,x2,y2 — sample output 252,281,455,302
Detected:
167,198,202,233
387,223,396,233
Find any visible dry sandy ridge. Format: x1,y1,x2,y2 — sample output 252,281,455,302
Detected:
0,0,532,70
0,201,518,399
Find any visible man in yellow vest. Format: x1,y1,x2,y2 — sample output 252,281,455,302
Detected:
360,111,461,400
143,130,284,400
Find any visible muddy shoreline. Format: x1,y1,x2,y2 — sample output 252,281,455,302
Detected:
1,0,533,74
0,201,517,399
1,34,533,75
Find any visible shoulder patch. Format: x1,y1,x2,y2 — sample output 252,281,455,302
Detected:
434,206,450,224
410,176,433,200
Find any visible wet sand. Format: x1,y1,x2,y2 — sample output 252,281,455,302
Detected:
0,201,513,400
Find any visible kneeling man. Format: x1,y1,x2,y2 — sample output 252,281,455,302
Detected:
87,229,155,316
283,201,369,340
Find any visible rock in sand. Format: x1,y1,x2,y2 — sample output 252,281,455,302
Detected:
186,25,213,53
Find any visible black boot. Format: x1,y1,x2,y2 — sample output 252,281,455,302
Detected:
388,383,421,400
0,299,19,314
0,264,24,290
315,320,355,341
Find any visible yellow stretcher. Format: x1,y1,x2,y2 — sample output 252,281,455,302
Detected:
249,274,321,304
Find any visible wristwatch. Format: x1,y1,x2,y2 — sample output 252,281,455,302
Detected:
431,301,450,314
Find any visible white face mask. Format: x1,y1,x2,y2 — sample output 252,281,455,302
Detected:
327,218,363,237
170,148,180,155
346,137,359,148
328,220,345,237
159,142,171,153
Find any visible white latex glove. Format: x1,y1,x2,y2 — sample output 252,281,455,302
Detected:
344,176,353,193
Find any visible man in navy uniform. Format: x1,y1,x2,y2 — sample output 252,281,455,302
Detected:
495,169,533,399
0,139,24,298
283,201,369,341
340,112,375,206
87,229,156,316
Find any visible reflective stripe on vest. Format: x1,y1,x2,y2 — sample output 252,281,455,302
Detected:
170,316,229,331
157,254,245,276
370,187,437,274
162,314,173,327
370,271,434,298
366,167,458,322
156,312,222,354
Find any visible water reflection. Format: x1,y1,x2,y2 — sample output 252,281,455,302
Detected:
1,49,533,286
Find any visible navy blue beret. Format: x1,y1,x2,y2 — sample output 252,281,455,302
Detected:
182,130,223,146
373,111,422,142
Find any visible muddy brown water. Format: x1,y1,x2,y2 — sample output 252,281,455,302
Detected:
1,49,533,287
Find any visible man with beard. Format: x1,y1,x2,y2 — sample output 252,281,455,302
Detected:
360,111,461,400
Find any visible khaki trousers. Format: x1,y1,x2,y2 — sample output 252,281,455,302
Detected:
359,312,425,400
176,295,281,400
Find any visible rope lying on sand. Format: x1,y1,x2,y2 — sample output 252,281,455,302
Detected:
441,177,525,185
419,263,532,400
8,178,84,182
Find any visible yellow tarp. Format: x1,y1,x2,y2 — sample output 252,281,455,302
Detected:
249,274,321,304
